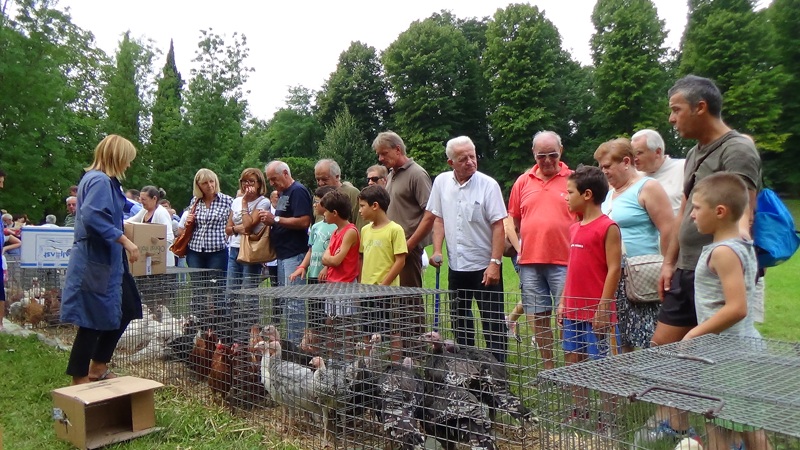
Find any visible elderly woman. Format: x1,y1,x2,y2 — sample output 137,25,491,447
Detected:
180,168,233,271
226,168,270,288
126,186,175,267
61,135,141,385
595,138,673,352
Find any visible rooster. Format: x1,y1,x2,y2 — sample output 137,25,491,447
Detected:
208,341,235,397
226,342,268,410
189,328,217,380
22,295,45,326
260,325,313,366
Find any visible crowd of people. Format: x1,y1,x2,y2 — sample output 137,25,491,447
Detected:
0,74,769,449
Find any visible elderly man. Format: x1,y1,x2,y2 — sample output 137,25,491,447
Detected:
365,164,388,187
426,136,508,362
508,130,575,370
314,159,367,231
64,196,77,227
259,160,313,344
631,129,685,215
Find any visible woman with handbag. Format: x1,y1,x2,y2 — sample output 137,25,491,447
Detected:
126,186,175,267
61,135,142,385
179,168,233,272
595,138,674,352
226,168,271,290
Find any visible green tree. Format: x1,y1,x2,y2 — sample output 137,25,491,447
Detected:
104,31,155,190
182,29,253,204
590,0,669,141
383,17,485,174
317,109,373,185
764,0,800,190
315,41,392,141
149,39,186,205
482,4,576,187
0,0,105,221
679,0,787,154
259,86,325,163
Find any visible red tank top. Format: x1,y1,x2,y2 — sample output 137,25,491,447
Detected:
563,214,618,322
326,223,360,282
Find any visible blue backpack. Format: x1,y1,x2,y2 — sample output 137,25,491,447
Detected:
753,188,800,268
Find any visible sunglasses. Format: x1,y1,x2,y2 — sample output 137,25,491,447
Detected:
535,152,560,161
367,176,384,183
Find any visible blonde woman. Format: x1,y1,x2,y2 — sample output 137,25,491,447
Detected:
179,168,233,271
61,135,140,385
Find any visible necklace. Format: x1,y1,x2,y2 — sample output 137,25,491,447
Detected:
613,176,638,197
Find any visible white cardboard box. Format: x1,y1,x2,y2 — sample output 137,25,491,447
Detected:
51,376,163,449
19,226,74,268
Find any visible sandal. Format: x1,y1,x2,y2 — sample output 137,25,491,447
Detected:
89,368,118,382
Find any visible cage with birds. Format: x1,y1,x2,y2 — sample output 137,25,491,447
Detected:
535,334,800,450
3,260,65,327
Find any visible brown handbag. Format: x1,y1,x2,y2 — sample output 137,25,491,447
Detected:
170,199,199,257
237,223,276,264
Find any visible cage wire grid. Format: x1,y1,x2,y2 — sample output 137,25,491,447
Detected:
537,334,800,449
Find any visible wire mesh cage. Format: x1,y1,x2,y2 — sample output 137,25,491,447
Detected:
536,333,800,450
3,260,64,327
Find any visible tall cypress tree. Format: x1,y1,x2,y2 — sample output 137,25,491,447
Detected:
150,39,186,205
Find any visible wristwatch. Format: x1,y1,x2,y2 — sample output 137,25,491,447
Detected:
274,216,281,224
490,258,502,266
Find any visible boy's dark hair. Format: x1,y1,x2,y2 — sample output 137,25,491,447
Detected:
694,172,748,221
314,185,337,199
569,165,608,205
0,169,6,177
320,190,352,221
358,185,390,212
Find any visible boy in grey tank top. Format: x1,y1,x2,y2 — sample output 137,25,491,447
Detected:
686,172,769,450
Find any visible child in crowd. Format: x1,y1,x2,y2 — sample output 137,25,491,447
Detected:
320,190,361,310
557,165,621,422
685,172,771,450
289,185,337,283
358,185,408,359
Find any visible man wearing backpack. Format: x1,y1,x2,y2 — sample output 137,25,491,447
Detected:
638,75,762,442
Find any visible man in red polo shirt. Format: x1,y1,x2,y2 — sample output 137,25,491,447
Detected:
508,131,575,370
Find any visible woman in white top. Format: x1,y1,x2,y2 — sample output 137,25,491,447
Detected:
126,186,175,267
225,168,270,290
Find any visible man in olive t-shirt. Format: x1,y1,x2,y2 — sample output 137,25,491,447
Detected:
653,75,761,347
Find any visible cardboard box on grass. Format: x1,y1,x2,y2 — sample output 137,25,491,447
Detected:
123,223,167,276
51,376,163,449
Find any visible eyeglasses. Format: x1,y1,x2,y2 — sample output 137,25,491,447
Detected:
535,152,560,161
240,179,257,185
367,176,383,183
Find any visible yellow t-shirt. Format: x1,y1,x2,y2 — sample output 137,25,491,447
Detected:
360,221,408,285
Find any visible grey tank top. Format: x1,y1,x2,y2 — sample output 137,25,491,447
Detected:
694,238,761,338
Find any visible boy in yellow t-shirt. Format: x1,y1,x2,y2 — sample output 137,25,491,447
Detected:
358,185,407,286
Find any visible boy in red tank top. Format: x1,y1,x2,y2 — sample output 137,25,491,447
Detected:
557,165,622,423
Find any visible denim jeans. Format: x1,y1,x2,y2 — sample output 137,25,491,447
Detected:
277,253,307,344
186,249,228,331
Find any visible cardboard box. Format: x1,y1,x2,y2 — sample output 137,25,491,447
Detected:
19,226,75,268
123,223,167,276
51,376,163,449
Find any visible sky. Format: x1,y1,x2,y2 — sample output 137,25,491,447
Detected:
57,0,693,120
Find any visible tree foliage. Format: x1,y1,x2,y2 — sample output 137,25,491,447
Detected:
382,17,485,174
317,109,373,185
482,4,574,188
590,0,669,141
315,41,391,142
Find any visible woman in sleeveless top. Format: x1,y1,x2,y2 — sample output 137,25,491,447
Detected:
595,138,674,352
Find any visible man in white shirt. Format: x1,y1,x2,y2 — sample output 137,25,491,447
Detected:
632,129,685,216
425,136,508,362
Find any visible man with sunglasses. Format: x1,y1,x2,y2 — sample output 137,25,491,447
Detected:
508,130,576,370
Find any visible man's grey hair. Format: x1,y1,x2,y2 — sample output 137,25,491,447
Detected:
372,131,407,155
315,159,341,178
366,164,388,178
445,136,475,160
631,129,665,154
2,213,12,222
266,160,291,177
66,196,77,203
45,214,57,224
668,74,723,118
532,130,563,151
